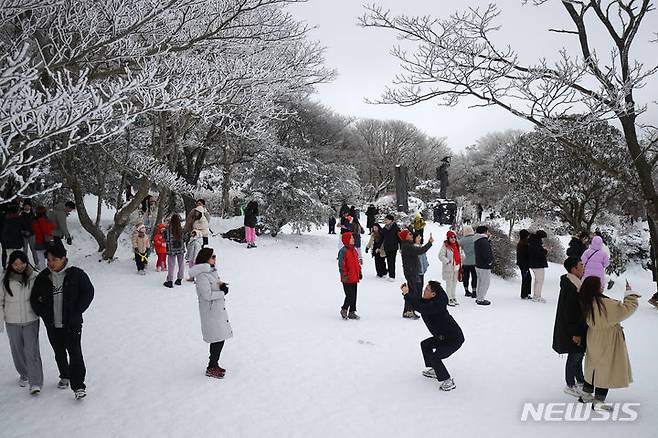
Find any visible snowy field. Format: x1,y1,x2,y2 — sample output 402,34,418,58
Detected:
1,214,657,438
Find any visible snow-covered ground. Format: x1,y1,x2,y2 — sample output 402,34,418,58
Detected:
1,213,656,437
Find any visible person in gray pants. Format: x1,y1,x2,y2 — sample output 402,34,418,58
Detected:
1,250,43,394
473,226,494,305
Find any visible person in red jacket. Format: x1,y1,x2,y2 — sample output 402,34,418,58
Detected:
153,224,168,272
338,231,362,320
30,207,56,270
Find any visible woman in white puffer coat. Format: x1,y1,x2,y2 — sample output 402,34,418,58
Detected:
0,250,43,394
188,247,232,380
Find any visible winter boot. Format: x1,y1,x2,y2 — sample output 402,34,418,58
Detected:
174,279,182,286
57,378,70,389
340,308,348,320
465,291,472,297
439,378,456,391
347,311,360,320
163,281,173,288
206,367,225,379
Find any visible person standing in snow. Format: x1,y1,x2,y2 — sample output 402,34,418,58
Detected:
552,256,586,398
411,214,426,239
473,225,494,306
131,223,151,276
352,216,365,263
338,231,362,320
381,215,401,281
189,248,232,379
20,201,38,266
31,207,56,270
1,250,43,395
365,204,378,233
581,236,610,293
163,214,186,288
186,230,204,280
577,277,639,410
399,229,434,319
516,229,532,300
366,223,388,277
415,233,429,287
566,231,589,259
244,201,258,249
195,199,212,247
438,230,462,307
153,223,168,272
401,280,464,391
1,204,28,265
328,213,337,235
49,201,75,246
459,226,477,298
528,230,548,303
30,241,94,400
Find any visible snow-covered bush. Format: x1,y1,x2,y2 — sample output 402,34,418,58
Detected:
488,223,516,279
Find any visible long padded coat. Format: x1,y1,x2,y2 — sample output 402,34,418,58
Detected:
189,264,233,344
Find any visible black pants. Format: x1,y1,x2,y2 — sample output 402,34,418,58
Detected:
462,265,477,292
1,247,6,269
386,250,397,279
582,380,609,401
374,252,388,277
135,252,146,271
208,341,225,369
202,236,209,247
404,277,421,312
45,324,86,391
421,336,462,381
342,283,357,312
520,268,532,298
565,351,585,387
328,219,336,234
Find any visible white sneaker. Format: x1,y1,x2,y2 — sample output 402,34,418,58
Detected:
387,277,396,282
74,389,86,400
57,378,70,389
139,270,146,276
447,299,456,307
532,297,546,303
439,378,456,391
578,392,594,403
563,385,582,398
422,368,437,379
30,385,41,395
18,376,28,387
593,400,613,411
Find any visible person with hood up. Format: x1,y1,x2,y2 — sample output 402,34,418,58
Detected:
153,224,168,272
459,226,478,298
188,248,232,379
566,231,589,259
1,250,43,394
438,230,462,307
516,229,532,300
581,236,610,292
131,222,151,275
365,204,379,232
399,229,434,318
577,277,639,411
473,225,494,305
337,231,362,320
48,201,75,245
31,207,56,270
244,201,258,249
401,280,464,391
528,230,548,303
552,256,586,398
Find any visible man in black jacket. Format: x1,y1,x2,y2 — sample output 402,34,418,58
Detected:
399,229,433,318
365,204,378,232
552,256,586,398
473,225,494,305
380,215,401,281
30,242,94,400
402,281,464,391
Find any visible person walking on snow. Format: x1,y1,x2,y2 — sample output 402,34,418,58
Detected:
20,201,38,267
30,242,94,400
30,207,55,270
163,214,186,288
459,225,477,298
48,201,75,245
577,277,639,411
401,280,464,391
399,229,434,319
244,201,258,249
153,223,168,272
473,225,494,306
581,236,610,293
381,215,401,281
528,230,548,303
1,251,43,395
438,230,462,307
131,223,150,275
337,231,362,320
552,256,586,398
189,248,232,379
516,229,532,300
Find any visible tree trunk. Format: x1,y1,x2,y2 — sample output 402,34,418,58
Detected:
221,151,232,218
395,165,409,212
95,195,102,228
102,177,151,260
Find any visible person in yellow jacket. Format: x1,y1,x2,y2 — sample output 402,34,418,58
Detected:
411,214,426,239
577,277,639,411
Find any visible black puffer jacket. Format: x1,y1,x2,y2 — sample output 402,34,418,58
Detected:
566,237,587,259
527,231,548,269
404,285,464,344
30,266,94,328
381,223,401,253
474,235,494,269
1,213,27,249
244,201,258,228
552,274,586,354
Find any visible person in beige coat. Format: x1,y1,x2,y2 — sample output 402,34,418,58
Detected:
578,276,639,410
438,230,463,307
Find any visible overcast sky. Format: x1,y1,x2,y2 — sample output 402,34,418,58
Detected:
289,0,658,152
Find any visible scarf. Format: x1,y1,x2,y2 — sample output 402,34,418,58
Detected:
445,231,461,266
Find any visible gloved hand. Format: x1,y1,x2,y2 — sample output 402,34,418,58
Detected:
66,237,72,245
219,283,229,295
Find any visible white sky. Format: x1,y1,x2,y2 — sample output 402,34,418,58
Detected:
289,0,658,152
